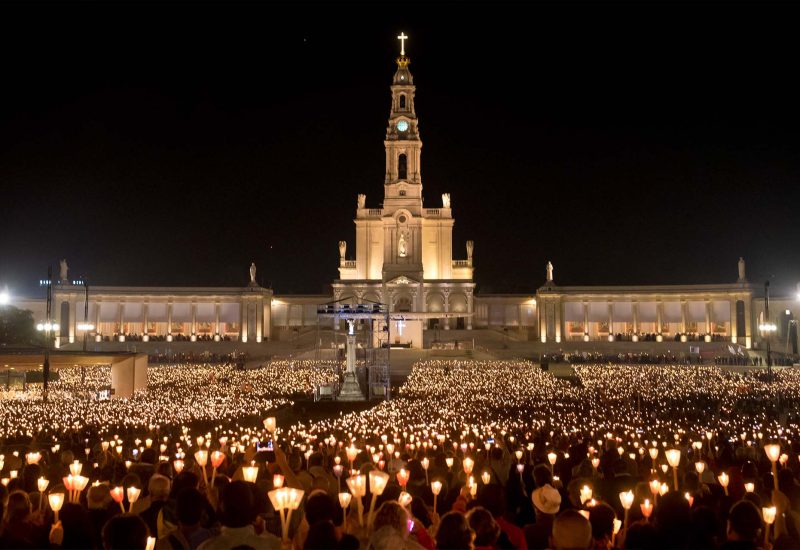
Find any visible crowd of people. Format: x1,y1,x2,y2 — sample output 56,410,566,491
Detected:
544,352,704,365
147,353,247,366
102,334,236,343
2,359,800,548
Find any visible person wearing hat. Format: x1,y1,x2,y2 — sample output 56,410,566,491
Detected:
525,483,561,550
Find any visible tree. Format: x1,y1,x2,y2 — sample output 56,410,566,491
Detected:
0,305,41,347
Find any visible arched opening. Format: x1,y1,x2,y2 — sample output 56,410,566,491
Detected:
426,294,445,332
399,94,406,109
450,294,468,330
395,296,412,313
398,154,407,180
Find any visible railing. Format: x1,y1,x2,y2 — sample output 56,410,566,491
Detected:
341,260,357,268
452,260,470,267
367,209,383,216
425,208,441,217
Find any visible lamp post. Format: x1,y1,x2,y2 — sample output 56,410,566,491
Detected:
36,267,57,402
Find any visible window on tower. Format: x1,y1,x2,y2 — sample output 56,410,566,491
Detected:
398,154,407,180
399,95,406,109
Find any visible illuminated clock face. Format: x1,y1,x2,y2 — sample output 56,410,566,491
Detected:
396,120,409,132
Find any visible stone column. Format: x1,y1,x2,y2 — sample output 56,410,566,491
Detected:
466,289,474,331
256,298,263,343
680,300,688,335
583,302,589,341
729,299,737,343
705,300,712,341
443,289,451,330
607,302,614,341
167,302,173,337
240,298,248,343
215,303,221,337
333,289,342,332
263,297,271,341
190,302,197,341
68,299,77,344
94,299,101,338
142,303,149,342
743,296,752,349
538,299,547,343
422,289,429,331
656,301,664,341
555,298,562,343
118,303,125,342
632,302,639,342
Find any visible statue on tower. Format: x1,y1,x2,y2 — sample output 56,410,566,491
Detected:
338,241,347,262
357,194,366,209
442,193,451,208
59,259,69,283
738,257,746,282
249,262,257,286
546,261,554,283
466,240,474,262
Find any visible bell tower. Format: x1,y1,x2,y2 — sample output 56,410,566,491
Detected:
384,32,423,215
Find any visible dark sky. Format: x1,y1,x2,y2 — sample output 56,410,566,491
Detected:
2,2,800,298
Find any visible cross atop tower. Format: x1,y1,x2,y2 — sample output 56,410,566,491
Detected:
397,32,408,56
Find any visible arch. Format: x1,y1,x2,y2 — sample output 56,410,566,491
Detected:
449,293,468,313
398,154,407,180
426,293,445,313
363,292,381,304
394,294,413,313
399,94,406,109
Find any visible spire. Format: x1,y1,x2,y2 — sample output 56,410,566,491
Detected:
393,31,413,84
384,31,421,187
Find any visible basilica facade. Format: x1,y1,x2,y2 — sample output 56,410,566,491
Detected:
9,35,799,355
331,49,475,348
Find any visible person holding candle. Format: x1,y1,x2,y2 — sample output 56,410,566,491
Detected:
155,488,217,550
478,484,527,550
367,500,425,550
101,514,149,550
526,482,560,550
433,511,474,550
549,509,592,550
586,501,616,550
720,500,763,550
86,483,114,547
139,474,171,539
52,502,95,549
196,481,280,550
467,506,501,550
0,491,48,548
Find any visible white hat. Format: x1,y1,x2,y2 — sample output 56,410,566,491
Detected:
532,483,561,515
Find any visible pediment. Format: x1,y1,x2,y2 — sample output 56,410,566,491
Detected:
387,275,420,285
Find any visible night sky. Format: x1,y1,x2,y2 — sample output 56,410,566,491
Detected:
2,2,800,298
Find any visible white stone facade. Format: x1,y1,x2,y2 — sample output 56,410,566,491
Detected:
332,51,475,346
